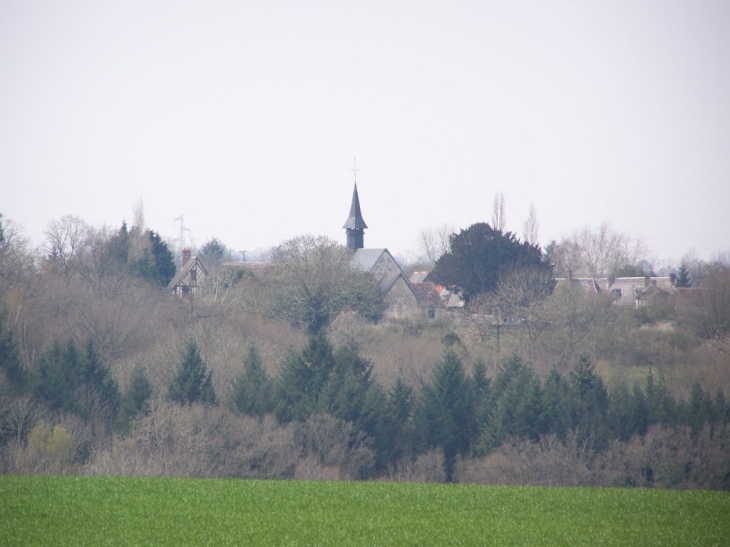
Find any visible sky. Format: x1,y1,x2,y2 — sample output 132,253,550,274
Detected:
1,0,729,266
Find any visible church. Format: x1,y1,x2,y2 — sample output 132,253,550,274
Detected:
343,183,441,321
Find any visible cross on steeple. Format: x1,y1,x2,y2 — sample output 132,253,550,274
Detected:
350,158,361,185
343,159,368,250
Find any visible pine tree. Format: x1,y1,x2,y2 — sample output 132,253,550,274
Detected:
79,340,120,423
120,365,153,431
420,350,476,481
34,339,85,414
275,334,336,422
229,344,274,417
0,313,26,394
675,262,692,288
569,354,609,448
540,368,572,440
373,378,413,471
168,340,217,406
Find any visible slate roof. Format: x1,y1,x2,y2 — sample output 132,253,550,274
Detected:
342,184,368,230
351,248,390,272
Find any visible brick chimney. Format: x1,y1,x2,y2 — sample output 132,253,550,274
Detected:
182,247,191,267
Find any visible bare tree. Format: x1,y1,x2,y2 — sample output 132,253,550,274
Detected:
491,192,506,232
522,203,539,246
553,222,648,277
416,224,454,268
43,216,90,281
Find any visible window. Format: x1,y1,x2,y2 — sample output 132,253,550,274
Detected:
427,308,435,319
611,288,622,297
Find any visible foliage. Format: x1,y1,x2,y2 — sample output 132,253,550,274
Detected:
229,344,275,417
34,339,120,424
197,237,231,269
429,222,547,302
167,341,217,406
119,366,153,431
271,235,385,334
678,263,730,338
2,476,730,545
0,312,27,394
418,350,476,480
675,262,692,288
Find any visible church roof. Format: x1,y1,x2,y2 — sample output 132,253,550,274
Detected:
342,184,368,230
351,248,388,272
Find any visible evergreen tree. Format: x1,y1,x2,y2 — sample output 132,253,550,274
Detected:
168,340,217,406
607,383,648,441
481,354,543,452
34,339,85,414
0,313,27,394
644,371,677,427
275,334,336,422
687,382,712,435
569,354,609,448
373,378,414,471
420,350,476,481
675,262,692,288
540,368,572,440
120,365,153,431
429,222,548,303
79,340,120,422
229,344,274,417
149,230,176,286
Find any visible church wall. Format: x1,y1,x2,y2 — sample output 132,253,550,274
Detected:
384,277,418,319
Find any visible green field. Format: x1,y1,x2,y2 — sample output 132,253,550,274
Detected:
1,476,728,546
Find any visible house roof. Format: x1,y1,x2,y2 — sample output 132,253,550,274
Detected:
342,183,368,230
167,256,208,290
411,282,442,308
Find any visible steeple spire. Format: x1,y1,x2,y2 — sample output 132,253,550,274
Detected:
343,160,367,250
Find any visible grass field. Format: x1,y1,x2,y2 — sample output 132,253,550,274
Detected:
1,476,728,546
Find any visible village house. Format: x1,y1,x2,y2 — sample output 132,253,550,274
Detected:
167,248,208,296
555,270,677,307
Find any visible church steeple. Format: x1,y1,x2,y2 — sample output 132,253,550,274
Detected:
343,183,367,250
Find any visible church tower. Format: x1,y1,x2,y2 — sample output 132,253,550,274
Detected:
343,183,367,250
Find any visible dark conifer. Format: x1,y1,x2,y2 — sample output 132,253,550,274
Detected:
168,340,217,406
229,344,274,417
120,365,153,430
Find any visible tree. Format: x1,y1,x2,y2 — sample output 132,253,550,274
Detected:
271,235,385,334
43,215,89,280
429,223,547,303
419,350,476,481
275,333,336,422
34,338,120,423
132,230,176,287
679,263,730,338
550,223,647,278
168,340,217,406
0,312,26,394
198,238,231,271
415,224,454,268
522,203,539,246
675,262,692,288
569,354,609,448
491,192,506,232
120,365,153,431
229,344,274,417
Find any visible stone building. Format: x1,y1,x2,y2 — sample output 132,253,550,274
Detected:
344,183,440,320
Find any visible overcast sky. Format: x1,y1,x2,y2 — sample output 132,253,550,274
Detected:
2,1,728,265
